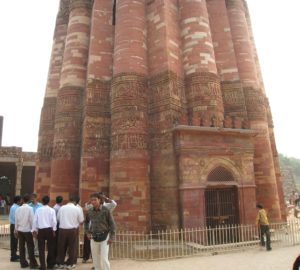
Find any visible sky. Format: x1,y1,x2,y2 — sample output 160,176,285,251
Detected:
0,0,299,159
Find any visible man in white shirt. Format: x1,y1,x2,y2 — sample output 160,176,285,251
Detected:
56,195,84,269
32,195,57,270
68,196,84,265
15,194,39,269
53,195,63,260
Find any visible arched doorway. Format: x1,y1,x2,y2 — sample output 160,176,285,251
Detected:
205,166,239,227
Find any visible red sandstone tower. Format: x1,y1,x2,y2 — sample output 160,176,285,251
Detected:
35,0,285,231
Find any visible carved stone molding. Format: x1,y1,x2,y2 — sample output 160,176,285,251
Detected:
111,133,148,151
243,87,267,121
185,72,224,126
84,79,111,117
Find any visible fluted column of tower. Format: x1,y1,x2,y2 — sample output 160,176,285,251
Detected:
265,99,286,220
227,0,281,220
35,0,69,195
147,0,186,228
179,0,224,127
79,0,114,203
50,0,92,200
110,0,150,231
207,0,247,128
244,2,286,220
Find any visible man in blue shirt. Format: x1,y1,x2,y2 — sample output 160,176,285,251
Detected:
8,195,22,262
29,193,42,214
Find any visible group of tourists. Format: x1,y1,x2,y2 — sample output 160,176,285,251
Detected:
9,192,116,270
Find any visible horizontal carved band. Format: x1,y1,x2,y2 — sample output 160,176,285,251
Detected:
111,133,148,151
244,87,267,121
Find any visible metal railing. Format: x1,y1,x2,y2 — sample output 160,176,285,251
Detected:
109,220,300,260
0,224,10,249
2,220,300,260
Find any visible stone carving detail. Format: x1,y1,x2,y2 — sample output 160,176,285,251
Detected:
151,132,173,151
52,86,83,159
82,118,111,155
148,71,185,109
185,72,224,127
186,73,222,101
222,82,246,107
148,71,187,134
35,0,283,230
85,80,111,117
111,74,148,112
244,87,267,121
38,145,53,162
52,141,81,159
55,86,83,115
111,74,149,153
111,134,147,151
81,79,111,157
39,97,57,131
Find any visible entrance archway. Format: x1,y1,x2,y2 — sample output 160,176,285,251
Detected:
204,166,240,244
205,186,239,227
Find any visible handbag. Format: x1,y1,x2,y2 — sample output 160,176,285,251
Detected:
92,231,109,242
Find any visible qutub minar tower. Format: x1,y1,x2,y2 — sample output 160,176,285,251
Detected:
35,0,285,231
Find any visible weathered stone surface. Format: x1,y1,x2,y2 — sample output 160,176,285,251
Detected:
50,1,92,199
35,0,284,231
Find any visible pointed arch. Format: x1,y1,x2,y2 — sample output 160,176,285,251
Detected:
207,166,235,182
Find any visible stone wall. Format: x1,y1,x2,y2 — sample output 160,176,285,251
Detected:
35,0,284,231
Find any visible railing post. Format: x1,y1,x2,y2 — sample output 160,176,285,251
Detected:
149,231,152,260
181,228,184,257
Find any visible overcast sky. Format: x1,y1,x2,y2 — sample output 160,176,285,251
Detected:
0,0,299,159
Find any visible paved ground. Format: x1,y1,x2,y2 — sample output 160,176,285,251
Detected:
1,245,299,270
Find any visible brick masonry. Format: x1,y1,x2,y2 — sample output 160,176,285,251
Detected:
35,0,285,231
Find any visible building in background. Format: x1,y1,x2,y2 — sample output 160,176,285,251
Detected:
0,116,36,208
35,0,285,231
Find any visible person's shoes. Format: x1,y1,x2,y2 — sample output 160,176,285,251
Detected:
267,247,272,251
10,255,20,262
47,264,58,269
82,259,87,263
56,265,65,269
21,264,29,268
91,267,95,270
66,265,76,269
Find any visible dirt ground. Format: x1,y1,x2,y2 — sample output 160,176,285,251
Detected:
1,245,300,270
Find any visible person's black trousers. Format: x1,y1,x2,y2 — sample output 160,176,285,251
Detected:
37,228,56,270
10,224,18,260
260,225,271,250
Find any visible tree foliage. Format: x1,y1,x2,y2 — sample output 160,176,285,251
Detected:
279,154,300,177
